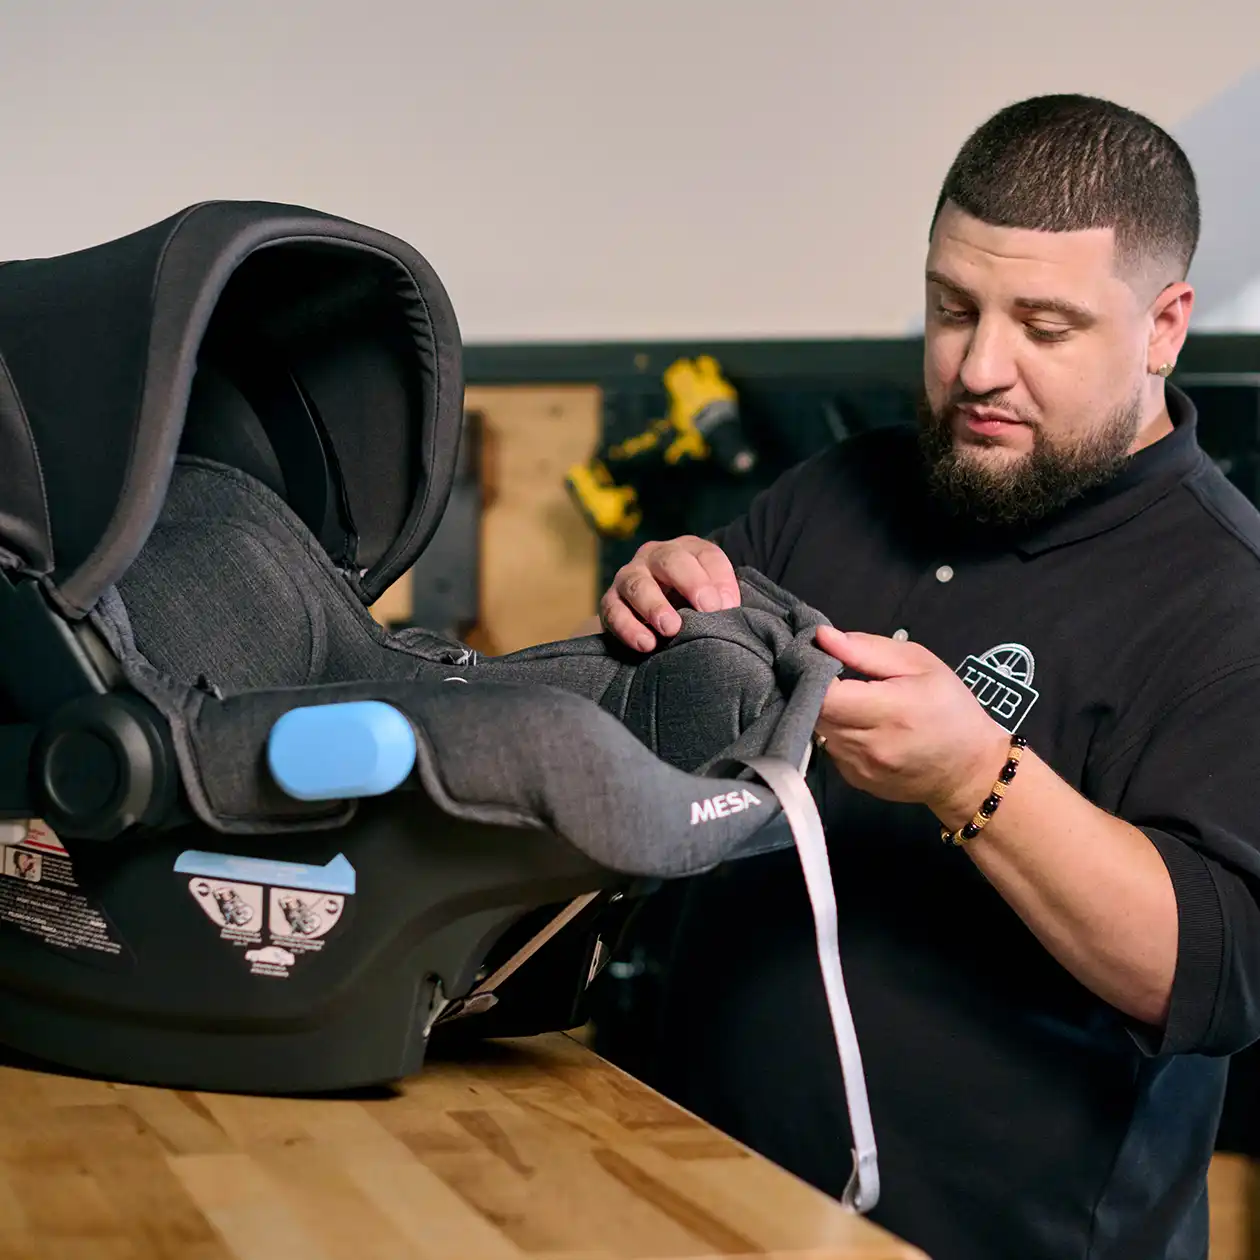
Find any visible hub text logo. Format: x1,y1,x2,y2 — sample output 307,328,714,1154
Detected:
956,642,1039,733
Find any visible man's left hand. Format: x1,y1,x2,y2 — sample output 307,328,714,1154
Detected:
814,626,1012,826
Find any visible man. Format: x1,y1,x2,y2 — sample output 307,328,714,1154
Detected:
591,95,1260,1260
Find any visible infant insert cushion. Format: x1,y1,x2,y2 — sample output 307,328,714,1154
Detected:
97,457,843,875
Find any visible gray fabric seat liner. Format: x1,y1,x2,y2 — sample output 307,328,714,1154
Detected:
94,456,844,872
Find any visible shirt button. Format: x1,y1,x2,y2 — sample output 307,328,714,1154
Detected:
892,628,909,642
935,565,954,583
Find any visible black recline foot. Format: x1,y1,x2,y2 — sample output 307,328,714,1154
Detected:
32,695,178,840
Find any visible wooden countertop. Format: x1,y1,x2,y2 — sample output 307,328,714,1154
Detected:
0,1030,926,1259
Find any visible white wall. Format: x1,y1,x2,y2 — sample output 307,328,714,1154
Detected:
1177,68,1260,329
2,0,1258,341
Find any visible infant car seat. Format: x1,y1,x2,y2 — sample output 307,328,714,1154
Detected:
0,202,877,1211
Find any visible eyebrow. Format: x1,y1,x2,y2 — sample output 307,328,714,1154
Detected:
925,270,1097,324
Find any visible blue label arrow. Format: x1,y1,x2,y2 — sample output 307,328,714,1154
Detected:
173,851,356,894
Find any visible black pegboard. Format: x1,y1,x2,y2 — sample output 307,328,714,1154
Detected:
594,376,919,590
461,332,1260,594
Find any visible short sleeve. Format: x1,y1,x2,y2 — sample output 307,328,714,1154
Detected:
1098,661,1260,1056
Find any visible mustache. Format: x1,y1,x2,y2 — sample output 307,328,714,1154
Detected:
941,392,1035,426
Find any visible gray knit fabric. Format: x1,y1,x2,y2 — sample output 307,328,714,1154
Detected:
94,457,843,876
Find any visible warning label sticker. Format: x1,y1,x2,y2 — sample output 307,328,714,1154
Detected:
176,850,354,979
0,820,129,968
189,879,264,943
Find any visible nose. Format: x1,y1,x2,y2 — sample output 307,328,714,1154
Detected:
957,317,1018,399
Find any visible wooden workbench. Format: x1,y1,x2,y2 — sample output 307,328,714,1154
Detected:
0,1030,925,1259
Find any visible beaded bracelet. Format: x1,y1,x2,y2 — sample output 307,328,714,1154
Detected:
940,735,1028,846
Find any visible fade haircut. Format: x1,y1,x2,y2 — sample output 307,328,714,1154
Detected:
932,94,1200,284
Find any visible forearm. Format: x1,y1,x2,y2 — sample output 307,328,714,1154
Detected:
934,748,1178,1028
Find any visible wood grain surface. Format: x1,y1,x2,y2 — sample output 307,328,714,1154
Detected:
0,1031,926,1259
1210,1153,1260,1259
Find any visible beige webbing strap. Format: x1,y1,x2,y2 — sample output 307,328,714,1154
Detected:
744,755,880,1214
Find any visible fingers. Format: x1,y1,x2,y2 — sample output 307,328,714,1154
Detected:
600,537,741,648
599,588,658,653
649,544,723,616
619,558,684,638
692,540,742,610
597,537,741,651
815,627,932,680
636,536,738,616
599,544,687,649
817,676,895,731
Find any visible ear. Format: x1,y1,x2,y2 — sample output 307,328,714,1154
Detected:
1148,281,1194,375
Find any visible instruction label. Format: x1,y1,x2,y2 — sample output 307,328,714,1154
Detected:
177,850,354,979
0,820,129,968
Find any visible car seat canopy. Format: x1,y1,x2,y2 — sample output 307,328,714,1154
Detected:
0,200,463,618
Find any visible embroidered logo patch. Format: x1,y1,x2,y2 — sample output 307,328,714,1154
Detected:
956,642,1039,733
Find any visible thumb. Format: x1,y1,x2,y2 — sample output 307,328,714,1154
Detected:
815,627,923,681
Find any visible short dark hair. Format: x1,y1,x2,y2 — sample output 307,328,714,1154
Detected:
932,94,1200,281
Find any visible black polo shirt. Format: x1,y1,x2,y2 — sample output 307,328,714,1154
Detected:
645,386,1260,1260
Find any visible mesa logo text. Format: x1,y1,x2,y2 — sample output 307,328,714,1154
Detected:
690,788,763,825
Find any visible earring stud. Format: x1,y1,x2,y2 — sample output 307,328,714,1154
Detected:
1155,362,1175,378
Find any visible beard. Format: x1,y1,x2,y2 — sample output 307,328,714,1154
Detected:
917,389,1142,528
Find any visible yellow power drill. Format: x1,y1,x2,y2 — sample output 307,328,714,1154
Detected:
565,356,757,539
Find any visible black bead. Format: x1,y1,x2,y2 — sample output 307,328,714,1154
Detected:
1011,735,1028,748
999,763,1017,782
962,821,980,839
980,794,1001,815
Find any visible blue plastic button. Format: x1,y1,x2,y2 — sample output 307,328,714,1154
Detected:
267,701,417,801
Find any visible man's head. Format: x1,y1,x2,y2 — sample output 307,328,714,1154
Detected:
920,94,1199,526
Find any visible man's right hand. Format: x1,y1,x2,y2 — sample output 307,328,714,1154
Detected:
599,536,741,652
